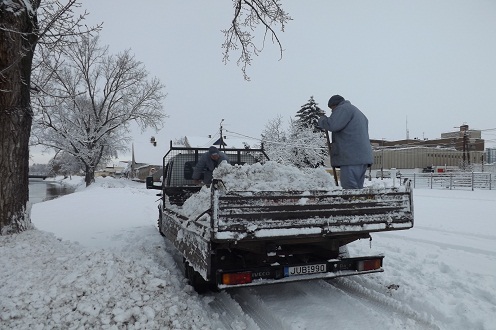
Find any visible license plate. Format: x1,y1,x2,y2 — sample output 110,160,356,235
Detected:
284,263,326,277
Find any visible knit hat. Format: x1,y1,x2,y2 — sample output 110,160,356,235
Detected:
208,146,219,155
328,95,344,107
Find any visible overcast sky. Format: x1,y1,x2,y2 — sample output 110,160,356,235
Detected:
31,0,496,165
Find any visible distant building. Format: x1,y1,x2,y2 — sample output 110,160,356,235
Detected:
95,165,125,178
371,125,484,152
371,125,485,170
135,164,162,182
372,146,484,171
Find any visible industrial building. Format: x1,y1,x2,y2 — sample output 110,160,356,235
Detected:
370,125,491,170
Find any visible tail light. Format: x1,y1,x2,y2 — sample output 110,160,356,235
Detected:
357,259,382,271
222,272,252,285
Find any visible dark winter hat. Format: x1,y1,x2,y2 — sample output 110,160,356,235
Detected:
328,95,345,107
208,146,219,155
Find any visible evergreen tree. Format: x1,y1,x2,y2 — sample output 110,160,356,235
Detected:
295,96,325,132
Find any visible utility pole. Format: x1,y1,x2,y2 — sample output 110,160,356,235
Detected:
457,124,470,170
466,133,471,166
463,130,470,167
381,138,385,179
219,119,225,150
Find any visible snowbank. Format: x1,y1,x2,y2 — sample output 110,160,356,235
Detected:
2,177,217,329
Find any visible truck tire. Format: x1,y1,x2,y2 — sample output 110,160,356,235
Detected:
184,261,211,294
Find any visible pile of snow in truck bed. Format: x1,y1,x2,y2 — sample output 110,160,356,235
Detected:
176,161,402,220
213,161,336,192
178,161,336,219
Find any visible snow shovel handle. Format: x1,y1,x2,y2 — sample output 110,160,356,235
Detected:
325,130,339,186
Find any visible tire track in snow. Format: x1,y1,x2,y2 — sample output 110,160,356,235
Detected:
203,291,260,330
229,288,288,330
227,280,438,329
324,278,441,329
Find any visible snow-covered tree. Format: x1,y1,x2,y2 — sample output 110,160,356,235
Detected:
261,115,292,164
32,35,166,186
287,119,327,168
261,116,327,168
295,96,325,132
0,0,100,234
48,151,83,178
29,163,50,176
0,0,288,234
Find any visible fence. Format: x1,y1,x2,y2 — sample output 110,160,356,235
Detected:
399,172,495,190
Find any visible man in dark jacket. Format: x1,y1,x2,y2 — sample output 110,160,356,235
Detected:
192,146,229,185
318,95,373,189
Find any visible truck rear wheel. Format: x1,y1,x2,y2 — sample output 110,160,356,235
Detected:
184,261,211,294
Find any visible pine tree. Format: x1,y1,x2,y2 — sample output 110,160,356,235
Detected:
295,96,325,132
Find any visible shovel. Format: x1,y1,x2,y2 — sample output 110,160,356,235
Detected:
324,130,339,186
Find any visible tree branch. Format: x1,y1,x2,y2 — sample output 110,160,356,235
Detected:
222,0,291,80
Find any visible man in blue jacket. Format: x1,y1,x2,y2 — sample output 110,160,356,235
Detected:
192,146,229,185
318,95,373,189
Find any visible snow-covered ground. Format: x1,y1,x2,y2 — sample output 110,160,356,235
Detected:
1,174,495,329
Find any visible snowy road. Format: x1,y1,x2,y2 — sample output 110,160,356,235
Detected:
204,279,439,329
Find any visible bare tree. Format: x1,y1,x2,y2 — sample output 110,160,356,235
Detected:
0,0,99,234
0,0,288,234
223,0,291,80
32,36,166,186
261,115,291,164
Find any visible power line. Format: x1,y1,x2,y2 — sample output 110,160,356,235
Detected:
224,129,260,141
224,129,327,151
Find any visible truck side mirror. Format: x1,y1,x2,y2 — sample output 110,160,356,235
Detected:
146,176,154,189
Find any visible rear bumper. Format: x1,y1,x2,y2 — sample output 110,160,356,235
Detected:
218,268,383,289
216,255,384,289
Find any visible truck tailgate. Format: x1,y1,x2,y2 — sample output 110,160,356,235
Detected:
212,187,413,240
